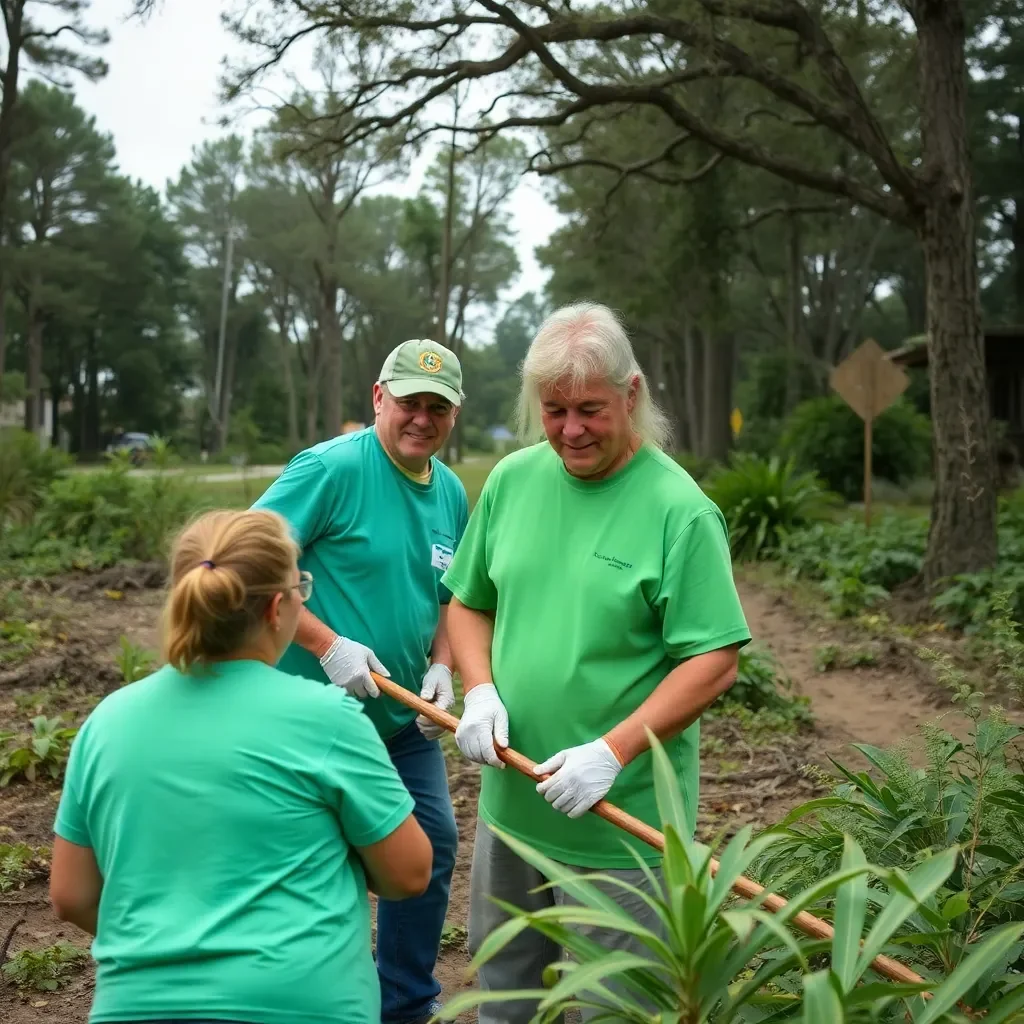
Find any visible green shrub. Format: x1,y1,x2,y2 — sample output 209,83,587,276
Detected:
753,667,1024,1011
435,732,1024,1022
0,842,49,892
780,395,932,501
0,429,71,532
705,452,837,560
724,644,812,725
115,635,156,685
0,714,78,785
2,943,89,992
777,515,927,616
9,439,197,573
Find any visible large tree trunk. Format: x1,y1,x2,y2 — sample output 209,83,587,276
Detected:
683,321,704,456
319,280,342,438
666,347,690,451
1012,197,1024,322
50,374,61,448
784,212,803,413
0,1,24,235
306,339,321,445
274,314,299,451
0,266,7,397
217,337,237,452
701,329,734,463
84,330,101,458
916,0,997,587
22,283,42,435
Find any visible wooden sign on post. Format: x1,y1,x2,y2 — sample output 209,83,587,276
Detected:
829,339,909,528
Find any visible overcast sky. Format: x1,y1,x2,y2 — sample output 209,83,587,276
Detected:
72,0,560,324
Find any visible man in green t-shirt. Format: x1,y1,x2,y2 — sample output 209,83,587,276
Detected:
441,301,751,1023
252,339,468,1024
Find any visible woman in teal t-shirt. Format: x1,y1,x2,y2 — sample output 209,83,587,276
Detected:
49,508,433,1024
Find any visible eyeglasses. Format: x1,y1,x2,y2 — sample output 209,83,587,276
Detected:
289,570,314,603
252,570,313,603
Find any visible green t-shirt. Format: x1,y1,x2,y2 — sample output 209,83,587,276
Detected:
253,427,469,739
53,661,414,1024
441,442,751,867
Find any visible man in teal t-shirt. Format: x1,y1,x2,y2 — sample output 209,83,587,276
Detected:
441,302,751,1023
253,339,468,1024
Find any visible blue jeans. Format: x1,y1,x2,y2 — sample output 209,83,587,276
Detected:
378,720,459,1023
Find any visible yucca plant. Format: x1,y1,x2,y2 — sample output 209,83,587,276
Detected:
434,732,1024,1023
705,453,837,561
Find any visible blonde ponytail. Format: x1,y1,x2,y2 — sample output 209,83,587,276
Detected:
162,509,299,672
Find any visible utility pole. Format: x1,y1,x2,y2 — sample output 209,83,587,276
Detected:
436,99,459,346
212,178,236,450
437,90,461,463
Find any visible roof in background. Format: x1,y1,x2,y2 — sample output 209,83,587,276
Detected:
887,325,1024,367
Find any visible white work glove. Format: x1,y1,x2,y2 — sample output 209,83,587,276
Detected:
534,738,623,818
319,635,389,699
416,663,456,740
455,683,509,769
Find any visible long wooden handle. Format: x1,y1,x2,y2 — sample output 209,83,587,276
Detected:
376,673,926,989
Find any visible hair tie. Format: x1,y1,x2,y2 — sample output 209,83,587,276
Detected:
199,560,216,570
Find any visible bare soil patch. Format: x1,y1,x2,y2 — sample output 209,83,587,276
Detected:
0,574,976,1021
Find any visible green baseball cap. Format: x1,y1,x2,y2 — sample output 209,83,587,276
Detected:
378,339,464,407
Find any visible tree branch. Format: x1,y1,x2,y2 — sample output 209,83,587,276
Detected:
226,1,916,226
533,137,725,214
740,201,846,230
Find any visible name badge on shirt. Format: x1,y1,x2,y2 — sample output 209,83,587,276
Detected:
431,543,453,571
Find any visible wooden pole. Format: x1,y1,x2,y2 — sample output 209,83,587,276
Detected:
865,413,873,530
371,673,928,990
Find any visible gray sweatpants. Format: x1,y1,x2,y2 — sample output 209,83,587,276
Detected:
467,819,666,1024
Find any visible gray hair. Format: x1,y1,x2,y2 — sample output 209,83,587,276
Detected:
514,301,673,450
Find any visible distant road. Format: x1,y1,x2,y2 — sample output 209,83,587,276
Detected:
70,464,285,481
71,453,489,481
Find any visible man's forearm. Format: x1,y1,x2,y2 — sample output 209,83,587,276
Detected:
604,645,741,766
295,606,337,660
430,604,453,671
447,598,495,693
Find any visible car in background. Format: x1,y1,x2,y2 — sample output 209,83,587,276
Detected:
106,431,153,466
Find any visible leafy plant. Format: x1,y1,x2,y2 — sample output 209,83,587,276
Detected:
815,644,878,672
434,732,1024,1022
0,428,71,534
777,516,927,591
753,666,1024,1013
0,715,78,786
933,570,1024,634
115,635,156,685
780,395,931,501
722,644,812,725
440,922,468,953
820,570,891,618
0,615,41,664
0,842,50,892
6,438,198,576
2,943,89,992
705,453,837,561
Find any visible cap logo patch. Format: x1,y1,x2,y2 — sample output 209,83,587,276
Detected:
419,351,443,373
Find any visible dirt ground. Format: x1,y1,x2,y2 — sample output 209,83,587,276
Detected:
0,570,981,1022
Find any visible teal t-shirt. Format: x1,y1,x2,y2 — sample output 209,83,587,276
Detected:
53,661,415,1024
441,443,752,867
253,428,469,739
